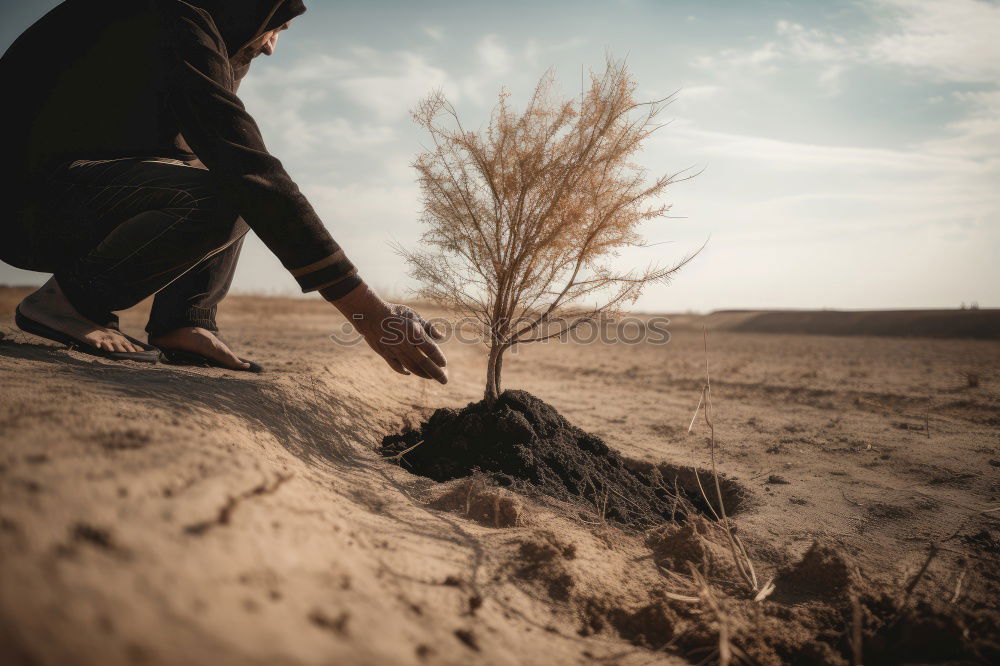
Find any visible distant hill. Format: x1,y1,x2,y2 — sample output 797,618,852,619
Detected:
698,309,1000,340
1,286,996,341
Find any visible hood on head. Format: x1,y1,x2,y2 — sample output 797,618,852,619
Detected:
189,0,306,55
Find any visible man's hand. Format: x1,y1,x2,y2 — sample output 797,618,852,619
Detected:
331,283,448,384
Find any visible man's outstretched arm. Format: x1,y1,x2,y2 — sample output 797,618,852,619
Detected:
162,4,360,299
160,4,446,382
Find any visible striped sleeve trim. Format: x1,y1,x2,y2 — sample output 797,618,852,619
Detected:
289,249,345,277
295,259,358,291
317,273,364,301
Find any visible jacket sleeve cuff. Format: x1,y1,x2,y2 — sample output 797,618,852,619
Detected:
291,249,360,292
317,274,364,301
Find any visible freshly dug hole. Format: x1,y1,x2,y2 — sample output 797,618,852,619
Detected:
379,390,743,529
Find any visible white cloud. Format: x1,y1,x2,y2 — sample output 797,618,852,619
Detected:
337,52,454,121
692,41,781,72
661,123,983,174
680,85,721,100
869,0,1000,83
683,1,1000,165
523,35,588,67
690,1,1000,93
422,25,444,42
477,34,512,74
241,31,597,153
919,90,1000,160
248,54,357,86
240,60,400,155
817,64,846,96
775,20,849,61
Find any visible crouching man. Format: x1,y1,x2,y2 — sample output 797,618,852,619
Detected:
0,0,446,382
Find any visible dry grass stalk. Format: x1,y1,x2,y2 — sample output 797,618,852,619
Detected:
687,388,705,433
950,564,968,604
649,473,689,523
753,577,776,602
689,563,746,666
403,57,699,406
464,475,480,516
384,438,425,463
688,328,761,596
689,565,731,666
657,559,718,610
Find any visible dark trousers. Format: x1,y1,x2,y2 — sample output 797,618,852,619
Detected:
36,157,248,338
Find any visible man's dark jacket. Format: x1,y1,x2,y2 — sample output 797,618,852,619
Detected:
0,0,361,298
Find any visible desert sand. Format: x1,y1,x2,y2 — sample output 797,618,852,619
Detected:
1,287,997,665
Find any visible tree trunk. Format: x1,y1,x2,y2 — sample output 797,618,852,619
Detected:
493,350,504,398
484,343,504,409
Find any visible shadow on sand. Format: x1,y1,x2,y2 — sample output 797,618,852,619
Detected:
0,337,360,469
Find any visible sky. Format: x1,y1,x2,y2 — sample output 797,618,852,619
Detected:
2,0,997,312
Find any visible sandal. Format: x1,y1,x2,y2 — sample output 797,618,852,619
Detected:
15,306,160,364
157,347,263,373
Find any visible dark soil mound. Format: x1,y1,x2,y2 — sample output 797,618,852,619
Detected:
379,390,716,529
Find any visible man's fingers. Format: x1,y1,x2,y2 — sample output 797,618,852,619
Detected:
415,331,447,368
367,306,448,383
381,343,444,383
425,319,444,341
399,354,434,380
385,356,410,376
405,350,448,384
397,323,447,383
402,321,447,368
394,305,445,342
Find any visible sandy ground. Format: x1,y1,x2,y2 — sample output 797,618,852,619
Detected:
1,287,997,665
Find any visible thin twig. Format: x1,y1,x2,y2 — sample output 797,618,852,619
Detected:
950,564,968,604
693,464,722,522
902,542,939,604
688,388,705,433
841,489,865,507
384,439,426,462
700,328,759,593
690,563,732,666
753,577,776,602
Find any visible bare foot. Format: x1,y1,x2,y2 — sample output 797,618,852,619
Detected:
149,327,250,371
18,278,142,353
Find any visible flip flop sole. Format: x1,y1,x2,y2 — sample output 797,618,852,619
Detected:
159,348,264,373
15,307,160,364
